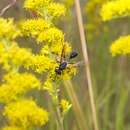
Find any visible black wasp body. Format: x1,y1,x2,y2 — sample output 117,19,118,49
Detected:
59,62,67,70
55,61,68,75
55,49,78,75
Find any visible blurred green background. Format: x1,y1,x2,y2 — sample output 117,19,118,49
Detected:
0,0,130,130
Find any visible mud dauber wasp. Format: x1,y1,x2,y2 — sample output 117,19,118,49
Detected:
55,44,79,75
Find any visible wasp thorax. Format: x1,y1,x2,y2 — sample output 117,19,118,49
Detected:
59,62,67,70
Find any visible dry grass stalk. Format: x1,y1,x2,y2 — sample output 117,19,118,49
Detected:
74,0,99,130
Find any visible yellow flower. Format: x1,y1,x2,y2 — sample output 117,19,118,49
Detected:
0,42,8,69
0,41,34,70
24,0,52,10
48,3,66,18
61,65,77,80
4,72,41,90
40,45,50,55
40,41,71,55
0,18,21,39
100,0,130,21
51,41,72,55
4,99,49,128
48,63,77,81
2,126,24,130
29,55,54,73
110,35,130,56
0,0,77,128
0,72,41,103
85,0,108,41
0,41,57,73
20,18,50,37
43,78,54,95
24,0,52,16
37,27,64,44
60,99,72,115
9,43,33,68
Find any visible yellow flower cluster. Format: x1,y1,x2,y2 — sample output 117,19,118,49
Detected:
29,55,54,73
110,35,130,56
20,18,50,37
0,40,56,73
0,41,33,70
0,18,20,40
100,0,130,57
48,3,66,18
60,99,72,115
0,0,75,128
0,72,40,103
24,0,52,11
4,99,49,128
100,0,130,21
2,126,24,130
62,65,77,80
43,78,54,95
38,27,64,43
42,64,77,97
0,17,49,129
24,0,66,18
20,19,72,56
51,41,72,55
85,0,108,41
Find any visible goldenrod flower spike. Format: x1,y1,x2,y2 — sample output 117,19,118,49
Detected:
4,99,49,128
0,18,20,39
110,35,130,56
60,99,72,116
24,0,66,18
20,18,50,37
2,126,24,130
0,72,41,103
100,0,130,21
100,0,130,57
0,0,76,129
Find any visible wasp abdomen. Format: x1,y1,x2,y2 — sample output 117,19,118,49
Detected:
70,51,78,59
55,68,62,75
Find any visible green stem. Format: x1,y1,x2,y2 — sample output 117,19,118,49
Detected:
53,84,64,130
56,106,64,130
